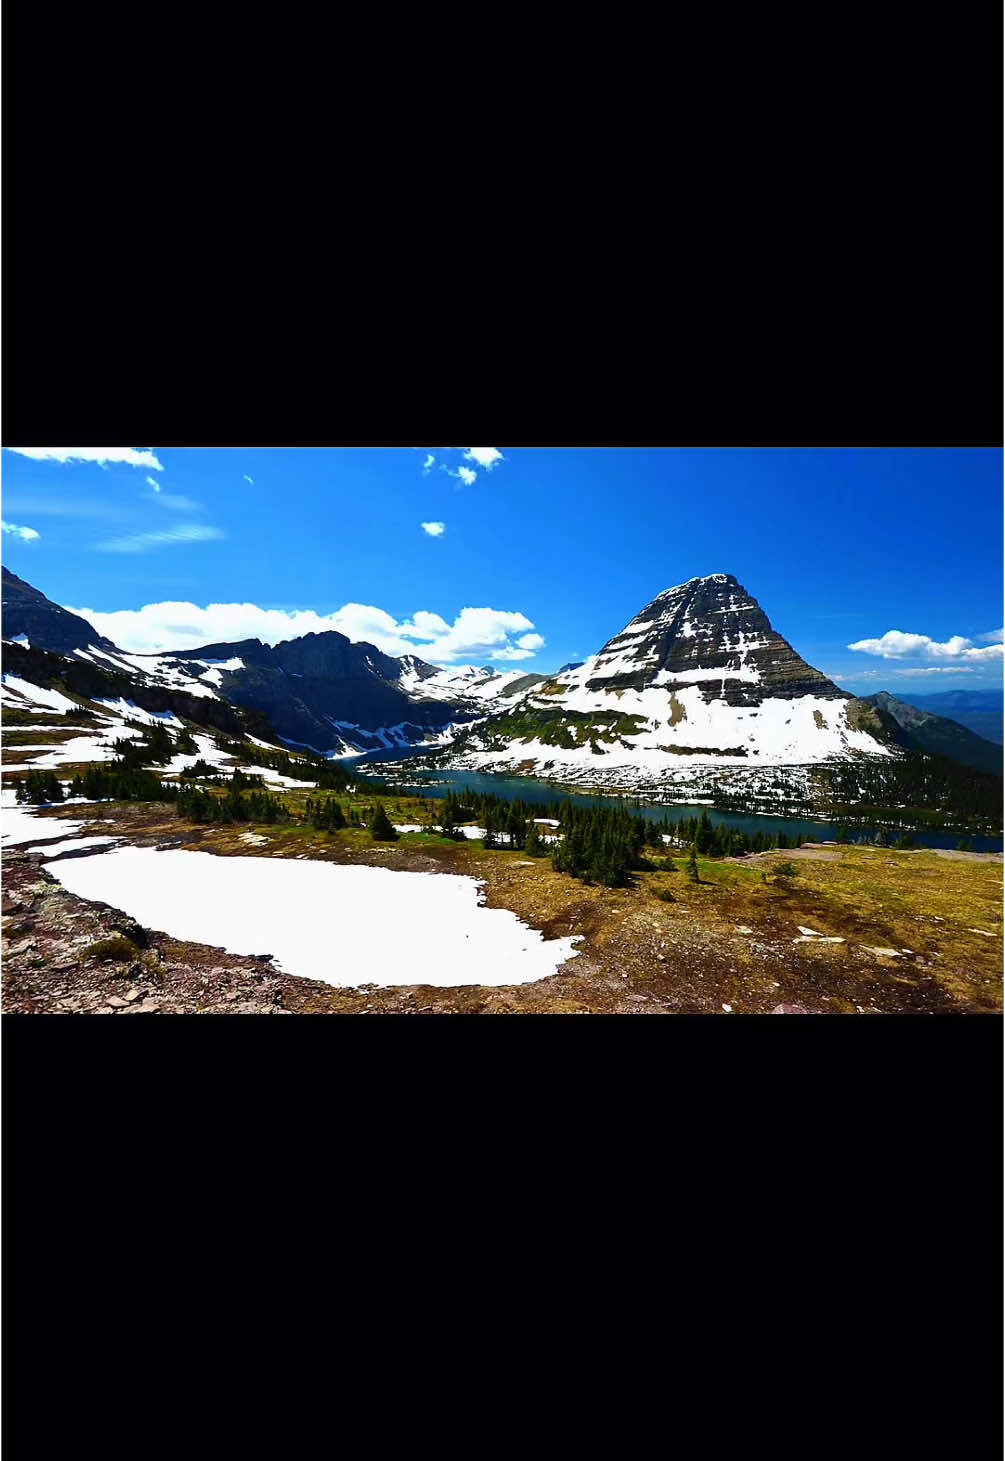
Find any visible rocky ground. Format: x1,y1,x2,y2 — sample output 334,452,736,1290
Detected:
3,800,1002,1015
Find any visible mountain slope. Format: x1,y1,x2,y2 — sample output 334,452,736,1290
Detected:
864,691,1003,776
1,570,532,754
2,566,118,654
444,574,898,786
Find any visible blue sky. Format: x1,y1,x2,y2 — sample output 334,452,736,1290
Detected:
2,446,1002,692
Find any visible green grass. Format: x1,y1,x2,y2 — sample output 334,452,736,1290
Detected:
396,831,459,848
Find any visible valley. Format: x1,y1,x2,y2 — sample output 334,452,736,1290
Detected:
2,563,1002,1015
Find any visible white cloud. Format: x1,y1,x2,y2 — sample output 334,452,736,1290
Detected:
422,454,435,474
978,628,1004,644
848,629,1004,662
442,465,477,486
7,447,163,470
421,521,445,537
960,647,1002,661
243,474,254,485
516,632,545,651
1,520,40,541
95,525,224,554
65,597,543,664
145,475,161,493
463,447,504,471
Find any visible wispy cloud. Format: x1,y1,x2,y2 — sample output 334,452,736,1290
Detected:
838,666,979,681
66,598,545,663
150,492,201,512
421,521,445,537
978,628,1004,644
422,454,435,475
243,474,254,485
0,495,127,520
2,520,40,541
890,666,979,676
7,447,163,470
142,473,198,510
95,525,224,554
848,629,1004,663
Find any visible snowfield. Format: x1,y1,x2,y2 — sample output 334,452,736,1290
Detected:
45,846,582,988
15,731,144,768
2,806,88,845
1,674,82,714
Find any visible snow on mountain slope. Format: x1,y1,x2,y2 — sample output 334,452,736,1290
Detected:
72,647,224,699
397,662,535,705
2,673,82,715
442,574,897,785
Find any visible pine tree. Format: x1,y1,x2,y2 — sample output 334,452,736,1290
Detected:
370,803,397,841
686,845,699,882
695,810,715,854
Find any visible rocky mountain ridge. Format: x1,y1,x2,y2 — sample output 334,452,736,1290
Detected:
4,568,1000,789
1,568,534,754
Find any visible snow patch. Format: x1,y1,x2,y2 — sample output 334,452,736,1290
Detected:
45,847,582,988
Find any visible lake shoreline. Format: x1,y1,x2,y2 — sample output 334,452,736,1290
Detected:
344,749,1004,852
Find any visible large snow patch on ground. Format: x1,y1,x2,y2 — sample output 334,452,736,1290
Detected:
45,846,581,988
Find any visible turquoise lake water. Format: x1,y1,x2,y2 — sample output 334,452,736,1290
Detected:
345,748,1004,853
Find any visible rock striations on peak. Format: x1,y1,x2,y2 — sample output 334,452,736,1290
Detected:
585,573,845,703
442,573,898,783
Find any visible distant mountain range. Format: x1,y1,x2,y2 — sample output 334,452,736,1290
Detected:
894,689,1003,745
1,567,1001,794
863,691,1002,776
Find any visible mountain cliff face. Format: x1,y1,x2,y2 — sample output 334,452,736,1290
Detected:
444,574,898,782
582,574,844,702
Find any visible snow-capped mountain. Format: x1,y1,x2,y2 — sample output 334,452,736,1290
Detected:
441,574,898,789
1,568,538,755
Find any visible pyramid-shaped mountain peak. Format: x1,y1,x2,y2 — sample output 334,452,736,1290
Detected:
582,573,845,703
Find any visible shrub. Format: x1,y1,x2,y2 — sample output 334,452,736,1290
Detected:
652,886,675,903
82,936,141,963
774,860,797,877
